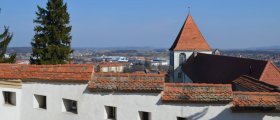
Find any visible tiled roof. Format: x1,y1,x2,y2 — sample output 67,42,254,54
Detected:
169,15,211,51
232,75,280,92
0,64,94,81
260,61,280,86
162,83,233,103
183,53,276,84
88,73,165,92
232,92,280,112
98,62,130,67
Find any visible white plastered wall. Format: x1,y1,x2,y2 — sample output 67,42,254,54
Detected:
20,82,280,120
20,82,86,120
0,87,21,120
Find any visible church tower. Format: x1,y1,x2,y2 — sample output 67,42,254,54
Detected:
169,14,212,83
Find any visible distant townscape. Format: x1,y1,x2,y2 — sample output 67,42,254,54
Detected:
8,47,280,70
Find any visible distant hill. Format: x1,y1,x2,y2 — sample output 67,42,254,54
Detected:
82,46,161,51
7,47,169,53
8,47,32,53
246,45,280,51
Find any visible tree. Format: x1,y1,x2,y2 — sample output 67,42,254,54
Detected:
30,0,73,65
0,26,16,63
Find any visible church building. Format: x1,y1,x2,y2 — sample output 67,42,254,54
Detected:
169,14,212,83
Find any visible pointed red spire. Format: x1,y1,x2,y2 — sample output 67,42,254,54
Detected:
170,15,211,51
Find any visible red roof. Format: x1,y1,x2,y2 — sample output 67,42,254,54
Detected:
88,73,165,92
232,75,280,92
98,62,129,67
162,83,233,103
260,61,280,86
0,64,94,81
232,92,280,112
183,53,280,86
170,15,211,51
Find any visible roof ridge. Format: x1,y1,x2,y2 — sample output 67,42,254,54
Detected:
0,64,94,81
233,75,280,92
197,53,269,63
240,75,279,88
233,91,280,95
165,83,232,87
94,72,166,77
269,60,280,72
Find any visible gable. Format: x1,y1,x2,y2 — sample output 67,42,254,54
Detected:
260,61,280,86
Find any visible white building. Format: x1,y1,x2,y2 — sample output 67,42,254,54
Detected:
97,62,130,73
151,58,169,66
97,55,129,62
0,64,279,120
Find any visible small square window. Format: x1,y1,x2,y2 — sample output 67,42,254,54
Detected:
2,91,16,106
105,106,116,120
177,117,187,120
139,111,151,120
62,98,77,114
34,94,47,109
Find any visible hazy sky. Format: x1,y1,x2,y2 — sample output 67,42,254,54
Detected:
0,0,280,49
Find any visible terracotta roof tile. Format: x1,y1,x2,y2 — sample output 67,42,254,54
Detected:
170,15,211,51
88,73,165,92
232,75,280,92
0,64,94,81
98,62,130,67
260,61,280,86
162,83,233,103
232,92,280,112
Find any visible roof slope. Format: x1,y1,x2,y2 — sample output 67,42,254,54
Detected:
170,15,211,51
232,75,280,92
183,53,280,84
88,73,165,92
162,83,232,103
0,64,94,81
232,92,280,112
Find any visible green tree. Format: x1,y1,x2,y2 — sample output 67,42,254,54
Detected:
0,26,16,63
30,0,73,65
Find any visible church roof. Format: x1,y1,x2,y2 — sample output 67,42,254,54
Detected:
170,15,211,51
182,53,280,86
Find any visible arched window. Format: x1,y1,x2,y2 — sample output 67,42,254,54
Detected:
179,53,186,65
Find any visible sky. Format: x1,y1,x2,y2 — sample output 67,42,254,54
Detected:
0,0,280,49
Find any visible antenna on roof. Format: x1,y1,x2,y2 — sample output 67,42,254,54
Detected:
188,6,191,15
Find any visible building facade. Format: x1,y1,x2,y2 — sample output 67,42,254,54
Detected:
0,64,279,120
